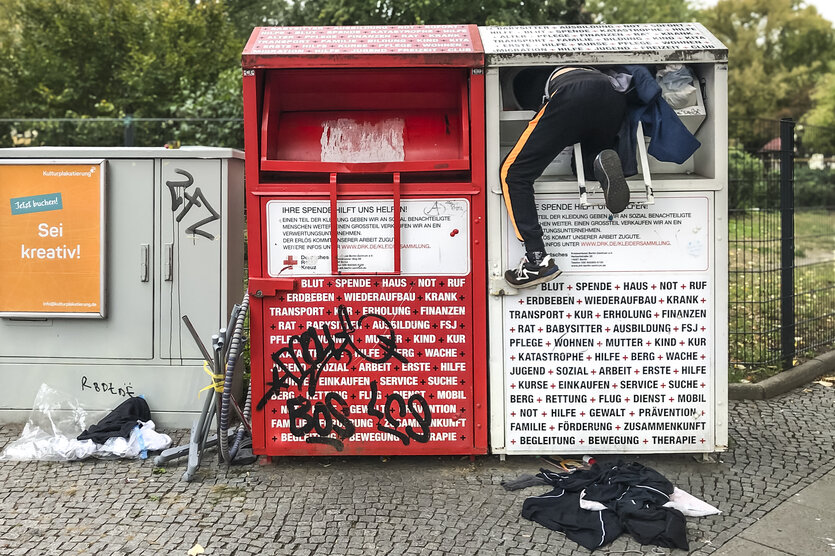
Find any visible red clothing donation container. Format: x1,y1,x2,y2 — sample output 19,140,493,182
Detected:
242,25,488,456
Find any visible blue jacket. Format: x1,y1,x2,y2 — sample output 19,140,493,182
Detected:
614,65,701,177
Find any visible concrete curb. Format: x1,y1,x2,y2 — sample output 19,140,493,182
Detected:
729,350,835,400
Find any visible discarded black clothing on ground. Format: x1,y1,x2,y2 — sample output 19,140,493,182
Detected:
230,432,258,466
77,397,151,444
501,473,550,491
521,461,689,551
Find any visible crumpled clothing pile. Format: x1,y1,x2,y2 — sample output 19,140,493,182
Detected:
517,460,719,551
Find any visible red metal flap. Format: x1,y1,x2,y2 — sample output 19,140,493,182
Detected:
249,277,297,298
242,25,484,68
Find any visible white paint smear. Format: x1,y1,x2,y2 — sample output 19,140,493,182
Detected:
320,118,405,163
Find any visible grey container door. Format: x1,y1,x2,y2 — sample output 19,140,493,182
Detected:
160,159,222,360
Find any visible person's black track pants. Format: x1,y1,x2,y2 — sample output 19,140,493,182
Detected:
501,70,626,254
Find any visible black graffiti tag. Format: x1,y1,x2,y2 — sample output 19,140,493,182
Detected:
287,393,356,451
165,168,221,239
366,380,432,445
257,305,408,409
258,304,436,450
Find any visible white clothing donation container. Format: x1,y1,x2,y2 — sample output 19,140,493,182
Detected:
480,24,729,455
0,147,244,427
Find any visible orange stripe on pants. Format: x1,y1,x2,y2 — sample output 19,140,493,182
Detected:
501,104,547,242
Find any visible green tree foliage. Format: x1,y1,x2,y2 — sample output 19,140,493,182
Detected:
802,64,835,152
728,147,770,209
170,68,244,148
235,0,590,27
700,0,835,139
586,0,696,24
794,164,835,205
0,0,242,119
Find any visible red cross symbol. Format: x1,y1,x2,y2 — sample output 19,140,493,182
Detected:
283,255,298,267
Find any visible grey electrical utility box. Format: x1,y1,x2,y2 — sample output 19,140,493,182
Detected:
0,147,244,427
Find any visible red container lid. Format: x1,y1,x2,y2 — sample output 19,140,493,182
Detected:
242,25,484,68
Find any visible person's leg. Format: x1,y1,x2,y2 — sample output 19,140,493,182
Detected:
577,79,630,213
501,86,589,288
502,72,627,288
501,89,585,255
593,149,630,214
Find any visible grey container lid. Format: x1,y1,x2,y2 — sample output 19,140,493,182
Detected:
479,22,728,66
0,146,244,160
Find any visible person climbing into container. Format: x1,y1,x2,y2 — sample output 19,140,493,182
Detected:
502,64,702,289
502,66,630,289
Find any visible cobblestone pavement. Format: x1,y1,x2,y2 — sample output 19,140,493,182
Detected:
0,382,833,556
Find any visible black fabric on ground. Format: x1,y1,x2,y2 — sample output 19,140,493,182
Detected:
618,501,689,550
520,460,689,551
231,433,257,466
522,488,622,550
77,397,151,443
583,461,674,503
501,474,550,491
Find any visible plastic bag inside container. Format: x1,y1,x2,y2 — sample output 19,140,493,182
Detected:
0,383,104,461
656,64,699,109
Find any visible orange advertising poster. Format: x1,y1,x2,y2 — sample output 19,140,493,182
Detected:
0,161,105,317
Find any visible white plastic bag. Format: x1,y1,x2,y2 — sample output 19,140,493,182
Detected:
98,420,172,459
0,384,101,461
656,64,699,109
665,487,721,516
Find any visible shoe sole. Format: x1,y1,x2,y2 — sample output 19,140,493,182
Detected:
594,150,630,214
505,268,563,289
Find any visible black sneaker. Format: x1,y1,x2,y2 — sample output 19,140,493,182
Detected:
593,149,630,214
505,254,562,289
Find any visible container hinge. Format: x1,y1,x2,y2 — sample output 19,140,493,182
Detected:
489,276,518,297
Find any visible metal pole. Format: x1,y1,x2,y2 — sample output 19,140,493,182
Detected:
123,114,135,146
779,118,795,370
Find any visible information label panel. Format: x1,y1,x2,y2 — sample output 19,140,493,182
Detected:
267,198,470,276
256,274,475,455
502,195,714,453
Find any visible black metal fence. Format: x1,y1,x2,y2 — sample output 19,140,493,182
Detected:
729,118,835,382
